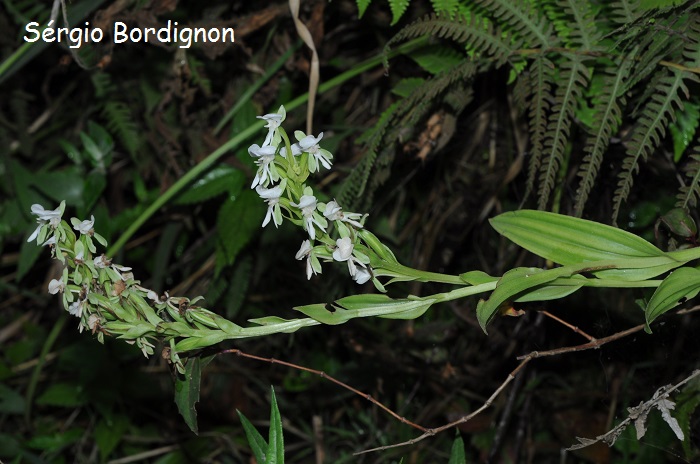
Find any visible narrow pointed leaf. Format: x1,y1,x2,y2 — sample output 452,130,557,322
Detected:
266,387,284,464
645,267,700,329
237,410,267,463
477,267,570,332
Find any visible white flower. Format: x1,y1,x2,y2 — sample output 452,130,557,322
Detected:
257,106,286,147
73,216,95,235
333,237,354,262
256,179,286,228
353,266,372,284
295,240,321,279
280,143,301,158
295,131,333,172
68,299,85,317
323,200,364,229
333,237,370,280
42,235,57,246
291,193,326,240
48,278,65,294
94,255,109,269
249,143,278,188
27,203,63,242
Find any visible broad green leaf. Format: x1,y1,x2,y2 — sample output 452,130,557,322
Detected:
0,384,24,414
174,355,215,434
296,295,435,325
25,428,82,451
490,210,665,263
36,383,85,407
175,166,245,205
94,414,129,461
460,270,498,285
490,210,686,280
645,267,700,329
216,189,263,266
409,46,464,75
237,409,267,463
514,275,586,302
477,267,569,332
448,433,466,464
266,387,284,464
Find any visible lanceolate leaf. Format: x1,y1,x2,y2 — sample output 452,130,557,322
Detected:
477,267,571,331
490,210,666,263
295,295,436,325
645,267,700,329
266,387,284,464
174,355,215,434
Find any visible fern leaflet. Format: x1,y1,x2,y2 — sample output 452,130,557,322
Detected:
474,0,555,48
537,56,590,210
523,56,556,203
388,12,518,66
574,53,634,217
677,143,700,209
612,69,690,224
389,0,411,25
547,0,601,51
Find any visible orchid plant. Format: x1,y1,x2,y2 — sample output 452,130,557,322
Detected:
29,107,700,417
27,106,700,448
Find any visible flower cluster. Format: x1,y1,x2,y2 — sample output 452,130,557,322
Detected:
250,106,373,284
27,202,237,373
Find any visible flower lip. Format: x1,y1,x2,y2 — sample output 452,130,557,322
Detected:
333,237,354,262
74,216,95,235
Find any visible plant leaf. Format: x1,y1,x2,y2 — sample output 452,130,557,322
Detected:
237,409,267,463
174,355,215,434
645,267,700,329
266,386,284,464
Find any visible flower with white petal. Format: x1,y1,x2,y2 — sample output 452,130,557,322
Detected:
256,179,287,228
294,131,333,172
295,240,321,279
291,193,326,240
353,265,372,285
280,143,301,158
68,299,86,317
323,200,364,229
94,255,110,269
42,235,57,247
73,216,95,235
257,106,286,147
27,203,63,242
249,143,279,188
48,278,65,294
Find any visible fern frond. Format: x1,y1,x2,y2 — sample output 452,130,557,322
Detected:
537,56,590,210
389,0,411,25
547,0,601,51
677,142,700,209
574,54,634,217
430,0,459,19
610,0,640,26
357,0,372,18
388,13,518,66
102,101,140,157
612,69,690,224
523,56,556,203
474,0,555,48
337,150,378,210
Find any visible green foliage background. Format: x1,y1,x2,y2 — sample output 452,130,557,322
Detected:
1,0,699,462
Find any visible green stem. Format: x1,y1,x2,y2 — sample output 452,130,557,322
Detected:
107,37,428,257
25,313,68,423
